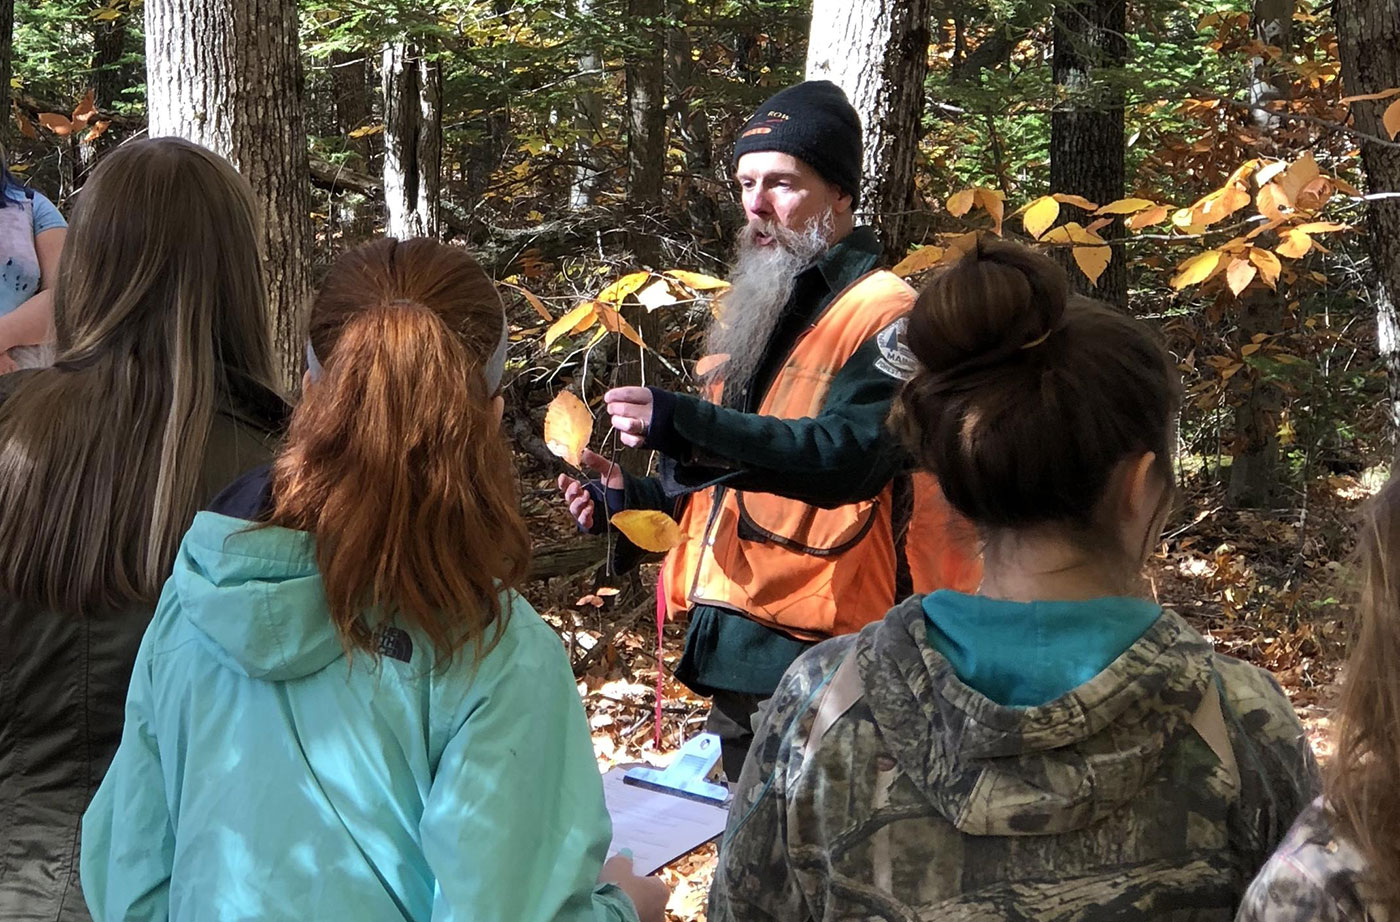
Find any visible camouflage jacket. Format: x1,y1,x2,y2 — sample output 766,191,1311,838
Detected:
708,596,1320,922
1235,798,1389,922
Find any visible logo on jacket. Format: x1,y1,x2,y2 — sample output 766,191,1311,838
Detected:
375,625,414,663
874,317,918,381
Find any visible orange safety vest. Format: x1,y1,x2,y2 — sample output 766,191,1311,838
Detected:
660,269,982,641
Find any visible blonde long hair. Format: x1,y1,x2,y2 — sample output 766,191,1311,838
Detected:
0,137,278,611
1328,475,1400,914
267,238,530,665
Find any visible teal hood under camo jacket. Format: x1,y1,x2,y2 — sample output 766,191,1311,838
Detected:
709,596,1320,922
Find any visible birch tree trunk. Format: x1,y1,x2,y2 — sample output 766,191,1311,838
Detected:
806,0,933,257
1050,0,1128,308
146,0,313,388
569,0,606,211
382,42,441,240
1337,0,1400,457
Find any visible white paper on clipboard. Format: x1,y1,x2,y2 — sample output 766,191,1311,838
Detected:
601,766,730,875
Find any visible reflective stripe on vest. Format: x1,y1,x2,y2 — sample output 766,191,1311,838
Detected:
660,270,981,641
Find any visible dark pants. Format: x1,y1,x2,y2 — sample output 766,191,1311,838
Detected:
705,690,769,783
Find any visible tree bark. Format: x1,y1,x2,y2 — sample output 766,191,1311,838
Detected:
1337,0,1400,458
0,0,12,146
381,41,441,240
569,0,607,212
145,0,314,389
331,50,373,169
666,0,718,233
1050,0,1128,308
806,0,933,258
625,0,666,263
1248,0,1296,133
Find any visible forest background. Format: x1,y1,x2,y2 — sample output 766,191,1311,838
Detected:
7,0,1400,915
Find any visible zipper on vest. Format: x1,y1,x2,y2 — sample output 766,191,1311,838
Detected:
688,485,728,604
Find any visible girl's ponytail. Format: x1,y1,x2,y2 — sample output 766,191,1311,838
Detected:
268,239,529,665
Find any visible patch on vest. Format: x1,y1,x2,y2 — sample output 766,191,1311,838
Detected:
873,317,918,381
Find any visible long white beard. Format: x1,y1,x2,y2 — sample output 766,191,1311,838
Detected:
704,210,835,397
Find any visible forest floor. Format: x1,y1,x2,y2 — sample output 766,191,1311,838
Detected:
516,449,1378,921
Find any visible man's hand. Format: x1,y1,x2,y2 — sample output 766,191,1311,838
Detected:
605,387,654,448
557,449,625,532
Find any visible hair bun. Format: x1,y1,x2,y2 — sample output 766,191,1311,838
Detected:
904,238,1069,379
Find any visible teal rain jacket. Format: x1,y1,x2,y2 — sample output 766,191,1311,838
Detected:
80,512,638,922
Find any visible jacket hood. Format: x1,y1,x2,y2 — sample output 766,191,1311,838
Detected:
172,511,344,681
859,597,1213,837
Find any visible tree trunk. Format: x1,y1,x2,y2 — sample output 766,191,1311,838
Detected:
1050,0,1128,308
806,0,933,258
146,0,314,390
0,0,12,146
625,0,666,263
381,41,441,240
570,0,607,211
1248,0,1296,134
1337,0,1400,458
666,0,718,233
331,50,373,169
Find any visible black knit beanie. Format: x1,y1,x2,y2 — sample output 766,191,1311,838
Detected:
732,80,863,206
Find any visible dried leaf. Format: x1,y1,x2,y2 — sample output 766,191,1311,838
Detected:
1291,221,1348,235
543,302,598,350
90,6,121,19
1226,258,1258,296
15,109,37,140
544,391,593,467
946,188,976,217
1279,152,1320,204
694,354,728,378
1084,217,1113,235
892,245,946,276
1254,160,1289,186
1052,193,1100,211
598,271,652,304
1256,183,1291,221
611,509,685,552
594,303,644,347
1073,246,1112,286
505,282,553,321
665,269,730,292
38,113,72,136
71,89,97,128
348,123,385,139
575,594,605,608
1095,197,1157,215
1241,342,1262,356
975,188,1005,235
1386,98,1400,140
1022,196,1060,240
1249,248,1282,288
82,120,110,143
1041,222,1102,245
1171,249,1224,289
1128,205,1170,230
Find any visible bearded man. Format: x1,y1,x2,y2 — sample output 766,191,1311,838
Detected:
559,81,978,780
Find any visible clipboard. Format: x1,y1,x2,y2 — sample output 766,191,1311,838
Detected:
602,733,732,875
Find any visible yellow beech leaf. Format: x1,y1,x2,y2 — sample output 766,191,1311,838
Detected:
635,278,681,311
1073,246,1111,286
1042,222,1102,245
975,188,1005,235
1386,98,1400,140
1085,217,1113,236
943,231,981,260
1339,87,1400,104
1170,249,1224,289
594,303,644,347
543,391,593,467
598,271,652,304
1052,193,1099,211
1226,258,1258,296
543,302,599,350
610,509,685,552
1022,196,1060,240
1248,248,1282,288
1254,160,1289,187
1128,204,1170,229
892,245,947,276
1334,177,1362,197
946,189,976,217
1291,221,1348,235
1225,159,1260,188
1190,185,1251,226
1256,183,1291,221
1095,197,1157,215
665,269,730,291
694,354,728,378
1279,152,1320,204
1275,230,1313,259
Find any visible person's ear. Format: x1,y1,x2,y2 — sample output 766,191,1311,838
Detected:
491,394,505,425
833,186,853,216
1124,452,1160,521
